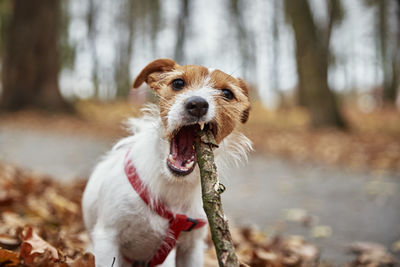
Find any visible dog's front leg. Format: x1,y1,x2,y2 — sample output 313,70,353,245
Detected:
176,240,204,267
91,224,121,267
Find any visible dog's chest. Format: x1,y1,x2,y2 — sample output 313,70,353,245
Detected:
116,188,204,261
118,211,168,261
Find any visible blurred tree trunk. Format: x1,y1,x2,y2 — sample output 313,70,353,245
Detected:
147,0,162,55
0,0,12,62
114,0,135,98
271,0,285,107
365,0,399,104
380,0,399,103
87,0,100,98
229,0,256,79
393,1,400,103
174,0,190,64
378,0,394,103
0,0,70,112
113,0,160,98
284,0,346,128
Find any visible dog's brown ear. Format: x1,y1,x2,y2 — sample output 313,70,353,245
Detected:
237,78,250,123
132,58,177,89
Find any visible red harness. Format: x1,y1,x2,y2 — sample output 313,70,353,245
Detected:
123,151,207,267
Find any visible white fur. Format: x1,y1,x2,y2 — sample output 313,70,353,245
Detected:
82,104,251,267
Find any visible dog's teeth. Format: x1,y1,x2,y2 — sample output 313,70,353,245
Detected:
199,122,205,130
168,154,175,163
180,165,189,171
185,161,194,169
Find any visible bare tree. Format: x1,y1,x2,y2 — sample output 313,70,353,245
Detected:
393,0,400,103
114,0,136,98
174,0,190,64
284,0,346,128
0,0,70,112
0,0,12,64
271,0,284,106
378,0,398,103
228,0,256,79
87,0,100,98
113,0,161,97
147,0,162,55
365,0,399,104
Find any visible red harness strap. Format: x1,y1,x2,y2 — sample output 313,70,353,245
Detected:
124,151,207,267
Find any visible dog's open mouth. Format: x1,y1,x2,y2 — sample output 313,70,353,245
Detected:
167,123,217,176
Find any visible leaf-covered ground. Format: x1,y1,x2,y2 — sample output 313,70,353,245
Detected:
0,163,398,267
0,102,399,266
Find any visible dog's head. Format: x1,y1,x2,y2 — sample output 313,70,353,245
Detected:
133,58,250,177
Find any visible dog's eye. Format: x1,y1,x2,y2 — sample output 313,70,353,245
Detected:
221,89,234,100
171,79,185,91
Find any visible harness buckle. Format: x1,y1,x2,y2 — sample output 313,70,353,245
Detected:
184,217,199,232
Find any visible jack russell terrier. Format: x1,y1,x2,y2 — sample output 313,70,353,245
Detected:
82,58,252,267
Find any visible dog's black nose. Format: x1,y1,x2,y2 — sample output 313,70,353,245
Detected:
184,96,209,118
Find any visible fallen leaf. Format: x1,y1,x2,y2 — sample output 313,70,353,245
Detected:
391,240,400,253
0,234,20,250
348,241,398,267
0,248,19,267
283,208,309,223
310,225,332,239
19,227,59,264
67,252,95,267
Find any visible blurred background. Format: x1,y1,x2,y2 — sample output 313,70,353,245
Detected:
0,0,399,265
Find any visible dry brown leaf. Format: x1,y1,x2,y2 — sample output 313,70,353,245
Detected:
391,240,400,253
67,252,95,267
19,227,59,264
45,188,79,215
1,212,25,228
0,234,20,250
279,236,319,267
347,242,398,267
0,161,398,267
0,248,20,267
310,225,332,239
255,248,279,261
236,242,254,264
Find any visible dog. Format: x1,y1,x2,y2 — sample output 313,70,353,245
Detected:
82,58,252,267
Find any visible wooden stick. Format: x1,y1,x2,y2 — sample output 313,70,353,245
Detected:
194,129,242,267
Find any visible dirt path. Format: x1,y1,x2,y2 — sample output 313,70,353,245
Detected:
222,156,400,262
1,125,399,263
0,126,112,180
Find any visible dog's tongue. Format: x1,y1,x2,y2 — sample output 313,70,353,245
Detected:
168,125,197,174
175,128,194,157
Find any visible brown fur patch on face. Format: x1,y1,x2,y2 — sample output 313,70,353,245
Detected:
180,65,210,89
208,70,251,143
133,59,251,142
132,58,177,89
157,68,250,142
156,65,209,132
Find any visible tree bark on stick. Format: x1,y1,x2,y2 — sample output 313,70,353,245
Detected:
194,129,242,267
